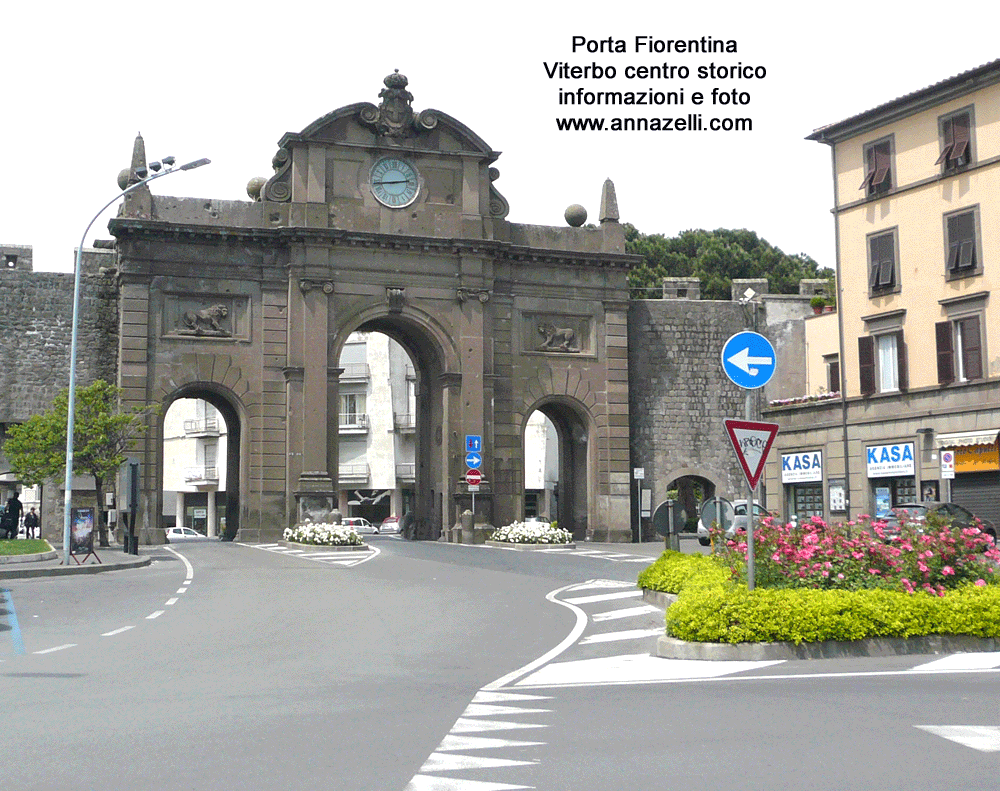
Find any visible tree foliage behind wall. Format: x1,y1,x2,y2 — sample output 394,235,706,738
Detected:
625,224,833,300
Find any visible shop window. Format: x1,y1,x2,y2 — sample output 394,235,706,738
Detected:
859,331,907,396
935,110,972,172
860,138,893,196
826,356,840,394
936,316,983,384
792,484,824,520
867,229,898,296
945,208,981,278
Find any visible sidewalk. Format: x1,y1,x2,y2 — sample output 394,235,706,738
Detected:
0,542,151,580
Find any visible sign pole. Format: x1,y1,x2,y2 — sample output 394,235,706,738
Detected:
745,392,755,590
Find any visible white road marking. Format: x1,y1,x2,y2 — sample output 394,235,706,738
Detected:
146,611,164,620
563,590,642,604
565,580,635,592
437,735,546,751
911,653,1000,672
471,691,552,704
916,725,1000,752
405,775,532,790
450,718,548,734
176,587,187,594
613,557,656,563
461,703,552,718
165,597,178,606
101,626,135,637
515,653,783,688
579,628,664,644
33,644,76,654
419,753,535,772
592,604,662,621
163,546,194,581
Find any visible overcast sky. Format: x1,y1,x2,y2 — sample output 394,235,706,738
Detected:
4,0,997,275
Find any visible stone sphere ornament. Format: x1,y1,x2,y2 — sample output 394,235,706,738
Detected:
117,169,130,191
564,204,587,227
246,176,266,201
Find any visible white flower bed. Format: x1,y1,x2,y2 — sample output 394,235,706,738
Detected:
283,523,363,546
490,522,573,544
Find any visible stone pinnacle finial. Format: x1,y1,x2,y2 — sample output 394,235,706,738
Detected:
599,178,619,223
128,132,148,187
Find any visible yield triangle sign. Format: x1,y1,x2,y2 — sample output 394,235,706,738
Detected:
724,419,779,489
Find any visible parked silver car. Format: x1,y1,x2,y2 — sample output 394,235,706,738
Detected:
697,500,770,546
875,501,996,542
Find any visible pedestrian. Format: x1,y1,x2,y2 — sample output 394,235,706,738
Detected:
4,492,23,539
23,506,39,540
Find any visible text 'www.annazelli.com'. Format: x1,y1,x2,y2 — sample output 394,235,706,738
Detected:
555,114,752,132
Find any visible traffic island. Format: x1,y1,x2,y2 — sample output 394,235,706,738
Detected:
278,540,371,552
485,540,577,551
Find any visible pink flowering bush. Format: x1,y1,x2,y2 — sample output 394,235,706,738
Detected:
712,512,999,594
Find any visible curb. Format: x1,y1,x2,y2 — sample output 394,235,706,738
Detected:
0,549,59,565
279,540,371,552
485,540,577,550
0,554,151,580
640,587,1000,661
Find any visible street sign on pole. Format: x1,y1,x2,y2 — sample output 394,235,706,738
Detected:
465,435,482,453
721,331,777,390
466,452,483,469
465,469,482,486
724,419,779,489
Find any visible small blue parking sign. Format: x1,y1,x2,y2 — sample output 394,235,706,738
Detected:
465,435,482,453
721,331,776,390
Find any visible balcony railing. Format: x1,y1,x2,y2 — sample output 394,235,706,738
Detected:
184,466,219,483
339,413,369,432
340,363,370,381
339,463,370,483
395,463,416,482
183,418,220,436
393,413,416,432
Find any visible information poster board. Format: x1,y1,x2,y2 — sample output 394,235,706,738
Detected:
70,508,95,556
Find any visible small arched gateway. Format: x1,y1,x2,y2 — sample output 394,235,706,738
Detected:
111,72,635,543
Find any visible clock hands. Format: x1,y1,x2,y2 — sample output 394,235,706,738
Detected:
373,177,415,186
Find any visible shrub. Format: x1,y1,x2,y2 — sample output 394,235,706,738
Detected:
283,523,362,546
490,522,573,544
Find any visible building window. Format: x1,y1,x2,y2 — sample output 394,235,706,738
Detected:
936,316,983,384
860,138,893,196
867,229,898,295
945,208,981,278
826,356,840,394
859,331,908,395
936,110,972,172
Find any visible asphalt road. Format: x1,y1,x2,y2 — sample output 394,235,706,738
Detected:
4,536,999,791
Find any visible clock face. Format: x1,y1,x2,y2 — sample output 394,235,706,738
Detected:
370,157,420,208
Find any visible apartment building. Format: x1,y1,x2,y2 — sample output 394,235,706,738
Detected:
764,59,1000,531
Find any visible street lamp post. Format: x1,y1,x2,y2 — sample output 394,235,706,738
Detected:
62,156,210,565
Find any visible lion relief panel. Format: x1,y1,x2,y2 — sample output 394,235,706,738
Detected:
521,313,593,356
162,295,251,341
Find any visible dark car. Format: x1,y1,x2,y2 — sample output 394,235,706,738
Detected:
875,501,996,543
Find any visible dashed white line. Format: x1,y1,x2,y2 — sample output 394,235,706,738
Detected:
580,628,664,645
33,644,76,654
165,597,178,606
592,604,662,621
101,626,135,637
146,611,164,620
176,587,187,594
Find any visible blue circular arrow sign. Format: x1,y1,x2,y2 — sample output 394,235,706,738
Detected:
466,452,483,470
721,331,776,389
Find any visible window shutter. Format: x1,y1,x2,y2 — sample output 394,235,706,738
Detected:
860,147,876,190
828,360,841,394
871,143,891,189
935,117,955,165
936,321,955,384
951,114,970,162
960,316,983,381
858,336,876,396
895,330,908,391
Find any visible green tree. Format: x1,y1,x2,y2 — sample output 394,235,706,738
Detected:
5,380,152,547
625,224,833,300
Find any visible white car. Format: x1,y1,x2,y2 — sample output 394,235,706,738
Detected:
342,517,378,534
697,500,770,546
165,526,211,541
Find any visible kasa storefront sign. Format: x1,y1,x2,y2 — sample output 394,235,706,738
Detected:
781,451,823,483
866,442,915,477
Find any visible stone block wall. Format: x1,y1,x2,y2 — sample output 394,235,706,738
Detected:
0,246,119,422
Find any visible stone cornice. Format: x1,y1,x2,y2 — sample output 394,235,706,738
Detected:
108,219,637,270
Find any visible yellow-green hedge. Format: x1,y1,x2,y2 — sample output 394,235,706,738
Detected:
638,551,1000,644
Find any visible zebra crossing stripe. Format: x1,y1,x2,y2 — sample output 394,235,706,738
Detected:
420,753,536,772
916,725,1000,752
450,718,548,734
565,580,636,592
911,653,1000,672
563,590,642,604
471,691,552,703
405,774,532,790
580,628,664,645
592,604,662,621
437,734,546,751
461,703,552,718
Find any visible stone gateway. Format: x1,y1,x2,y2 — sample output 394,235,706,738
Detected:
109,72,635,543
